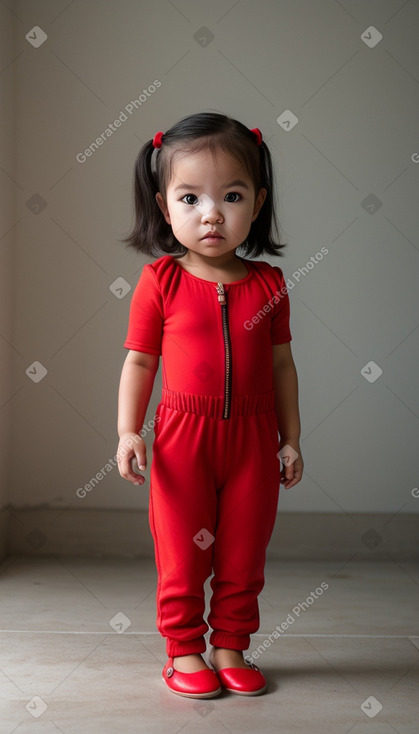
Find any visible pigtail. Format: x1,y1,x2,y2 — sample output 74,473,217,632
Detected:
119,140,175,258
244,139,287,258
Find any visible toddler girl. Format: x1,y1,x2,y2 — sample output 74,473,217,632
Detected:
117,111,303,698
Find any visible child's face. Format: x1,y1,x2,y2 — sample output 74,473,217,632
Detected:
155,147,267,258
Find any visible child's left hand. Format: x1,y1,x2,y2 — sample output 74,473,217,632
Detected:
279,441,304,489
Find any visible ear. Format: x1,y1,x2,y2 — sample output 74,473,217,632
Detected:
251,188,267,222
155,192,171,225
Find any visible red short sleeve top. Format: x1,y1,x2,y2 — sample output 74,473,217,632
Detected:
124,255,291,397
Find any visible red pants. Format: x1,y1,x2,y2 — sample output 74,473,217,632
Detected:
149,387,281,658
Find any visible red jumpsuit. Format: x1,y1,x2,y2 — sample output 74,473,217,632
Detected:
124,254,292,658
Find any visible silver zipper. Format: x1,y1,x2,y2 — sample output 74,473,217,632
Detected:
215,283,231,419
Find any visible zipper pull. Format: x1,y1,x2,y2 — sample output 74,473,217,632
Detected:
216,282,225,304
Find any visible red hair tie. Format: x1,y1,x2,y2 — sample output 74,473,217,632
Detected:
153,128,261,147
152,131,165,148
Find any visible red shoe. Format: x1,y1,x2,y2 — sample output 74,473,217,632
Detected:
211,655,268,696
162,658,222,699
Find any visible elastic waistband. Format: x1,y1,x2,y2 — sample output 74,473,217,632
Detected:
160,388,275,418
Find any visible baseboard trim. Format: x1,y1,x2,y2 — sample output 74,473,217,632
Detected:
1,507,418,561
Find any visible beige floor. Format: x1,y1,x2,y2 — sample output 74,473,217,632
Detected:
0,556,418,733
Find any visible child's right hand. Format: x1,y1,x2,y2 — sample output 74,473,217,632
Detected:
117,432,147,486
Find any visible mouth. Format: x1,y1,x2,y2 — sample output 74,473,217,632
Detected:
201,232,224,240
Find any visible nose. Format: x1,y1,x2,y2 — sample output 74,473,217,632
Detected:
200,198,223,224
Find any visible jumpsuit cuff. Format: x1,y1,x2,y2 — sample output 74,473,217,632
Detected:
210,630,251,651
166,636,207,657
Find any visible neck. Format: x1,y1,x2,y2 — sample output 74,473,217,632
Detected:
179,250,241,270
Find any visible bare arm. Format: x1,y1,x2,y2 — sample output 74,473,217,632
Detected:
272,343,304,489
117,350,159,485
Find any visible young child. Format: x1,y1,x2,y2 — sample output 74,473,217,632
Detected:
117,112,303,699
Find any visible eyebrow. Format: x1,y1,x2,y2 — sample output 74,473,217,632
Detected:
174,179,250,192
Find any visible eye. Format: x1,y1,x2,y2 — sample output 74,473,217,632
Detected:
180,192,242,205
181,194,198,205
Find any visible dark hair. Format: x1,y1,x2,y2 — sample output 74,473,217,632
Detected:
120,111,287,258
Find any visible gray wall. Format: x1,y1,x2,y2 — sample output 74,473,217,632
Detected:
0,3,15,557
1,0,418,531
